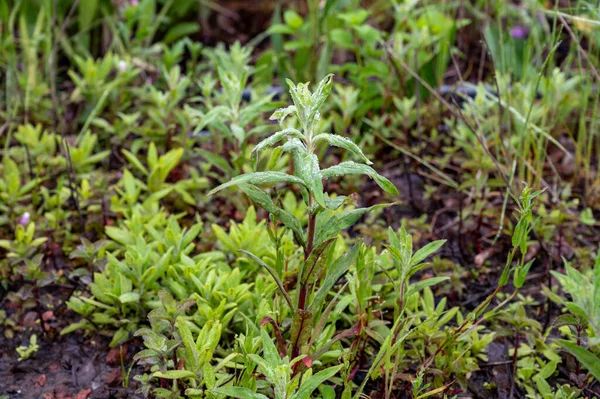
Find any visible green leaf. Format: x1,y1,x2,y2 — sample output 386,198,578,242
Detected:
212,387,269,399
260,327,280,364
301,239,335,285
297,152,325,208
164,22,200,44
208,172,306,196
321,161,398,195
307,74,334,127
557,340,600,381
193,105,230,134
405,277,449,298
119,292,140,303
284,10,304,30
3,156,20,195
311,243,361,313
238,184,305,246
330,29,354,49
313,133,372,165
314,204,391,247
514,259,534,289
290,309,313,354
153,370,199,380
410,240,446,267
552,314,579,328
251,128,303,169
176,316,199,371
121,150,148,175
291,364,343,399
197,148,234,175
240,250,293,308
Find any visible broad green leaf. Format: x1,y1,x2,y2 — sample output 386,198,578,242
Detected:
291,364,343,399
313,133,372,164
321,161,398,195
213,387,269,399
557,340,600,381
297,152,325,208
208,172,306,196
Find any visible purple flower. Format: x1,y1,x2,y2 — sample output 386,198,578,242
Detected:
19,212,30,226
118,60,127,72
510,26,529,40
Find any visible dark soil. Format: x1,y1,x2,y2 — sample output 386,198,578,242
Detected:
0,334,141,399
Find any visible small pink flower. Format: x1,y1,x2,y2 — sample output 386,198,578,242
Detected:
19,212,30,226
118,60,127,72
510,26,529,39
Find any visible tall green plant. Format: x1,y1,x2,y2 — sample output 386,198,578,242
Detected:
209,74,398,359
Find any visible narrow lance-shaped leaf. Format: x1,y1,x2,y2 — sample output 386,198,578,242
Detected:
239,250,293,308
405,277,450,298
208,172,306,196
283,138,326,208
238,184,305,246
311,243,361,313
321,161,398,195
557,340,600,381
291,364,343,399
306,74,334,127
251,127,303,169
314,203,393,247
313,133,372,165
410,240,446,267
290,309,313,356
260,327,281,364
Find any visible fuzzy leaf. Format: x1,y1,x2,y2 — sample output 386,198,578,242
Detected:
313,133,372,164
291,364,343,399
321,161,398,195
251,128,303,168
260,327,281,364
208,172,306,196
557,339,600,381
